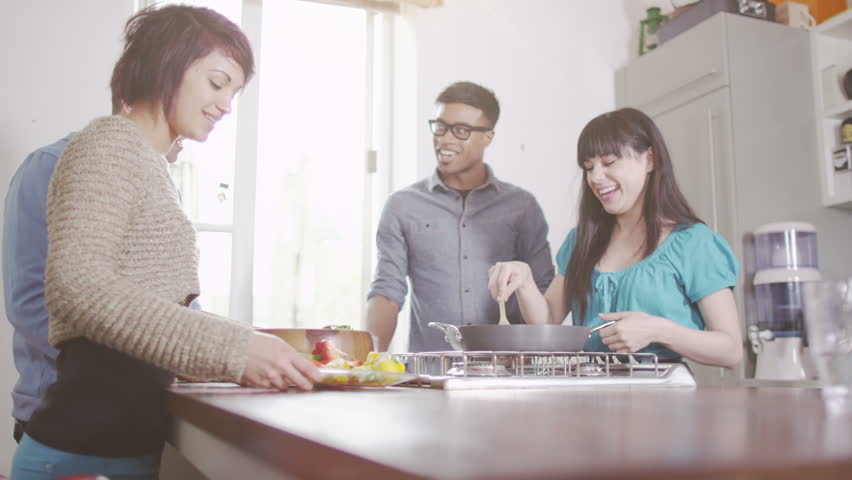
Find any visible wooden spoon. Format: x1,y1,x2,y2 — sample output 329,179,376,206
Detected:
498,299,510,326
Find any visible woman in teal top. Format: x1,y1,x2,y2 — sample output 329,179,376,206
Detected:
489,108,742,368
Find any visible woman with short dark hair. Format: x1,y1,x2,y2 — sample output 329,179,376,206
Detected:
11,5,320,479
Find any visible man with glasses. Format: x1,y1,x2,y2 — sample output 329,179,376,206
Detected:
367,81,554,352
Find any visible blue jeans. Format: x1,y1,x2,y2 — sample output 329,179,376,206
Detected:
11,434,161,480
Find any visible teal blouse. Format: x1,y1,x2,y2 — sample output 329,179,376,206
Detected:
555,223,739,359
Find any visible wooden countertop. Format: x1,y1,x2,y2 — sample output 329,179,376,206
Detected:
168,383,852,480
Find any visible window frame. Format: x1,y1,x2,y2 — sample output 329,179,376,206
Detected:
138,0,407,327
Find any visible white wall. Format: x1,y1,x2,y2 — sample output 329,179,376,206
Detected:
412,0,661,257
0,0,133,473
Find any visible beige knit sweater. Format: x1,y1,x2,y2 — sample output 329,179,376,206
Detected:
45,115,252,381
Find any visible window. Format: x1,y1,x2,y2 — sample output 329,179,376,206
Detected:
252,1,369,328
157,0,243,317
152,0,407,330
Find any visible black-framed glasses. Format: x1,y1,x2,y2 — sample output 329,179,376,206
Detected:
429,119,492,140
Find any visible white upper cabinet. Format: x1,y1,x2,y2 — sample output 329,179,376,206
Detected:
617,13,820,261
620,14,730,116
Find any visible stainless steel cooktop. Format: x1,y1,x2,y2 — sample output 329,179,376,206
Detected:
396,351,696,390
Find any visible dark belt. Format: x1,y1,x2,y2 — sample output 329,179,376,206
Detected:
13,419,27,444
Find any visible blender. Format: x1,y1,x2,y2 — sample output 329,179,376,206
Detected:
748,222,821,380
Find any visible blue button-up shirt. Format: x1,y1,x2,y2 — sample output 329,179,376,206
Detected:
4,133,73,422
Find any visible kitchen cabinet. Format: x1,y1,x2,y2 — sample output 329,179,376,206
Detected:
653,88,737,245
165,383,852,480
615,12,852,385
811,8,852,208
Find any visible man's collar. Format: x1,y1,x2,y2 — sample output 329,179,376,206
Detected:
428,163,500,192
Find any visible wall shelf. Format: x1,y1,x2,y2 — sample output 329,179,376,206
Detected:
812,8,852,208
814,8,852,40
823,99,852,118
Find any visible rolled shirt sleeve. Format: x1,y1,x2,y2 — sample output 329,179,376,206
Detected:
516,193,554,293
368,192,409,308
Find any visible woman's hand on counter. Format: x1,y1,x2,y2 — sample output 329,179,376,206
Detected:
241,331,323,391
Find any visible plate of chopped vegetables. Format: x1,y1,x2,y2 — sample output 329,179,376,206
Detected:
313,351,416,387
317,368,417,387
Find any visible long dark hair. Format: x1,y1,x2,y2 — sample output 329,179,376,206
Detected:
564,108,702,322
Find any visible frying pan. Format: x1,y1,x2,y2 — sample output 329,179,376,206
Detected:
427,321,616,352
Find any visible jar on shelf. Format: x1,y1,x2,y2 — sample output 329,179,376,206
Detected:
842,117,852,143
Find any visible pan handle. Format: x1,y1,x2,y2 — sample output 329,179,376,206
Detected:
427,322,464,351
588,320,617,335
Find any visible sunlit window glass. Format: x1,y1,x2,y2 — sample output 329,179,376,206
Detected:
253,1,367,329
196,231,233,315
